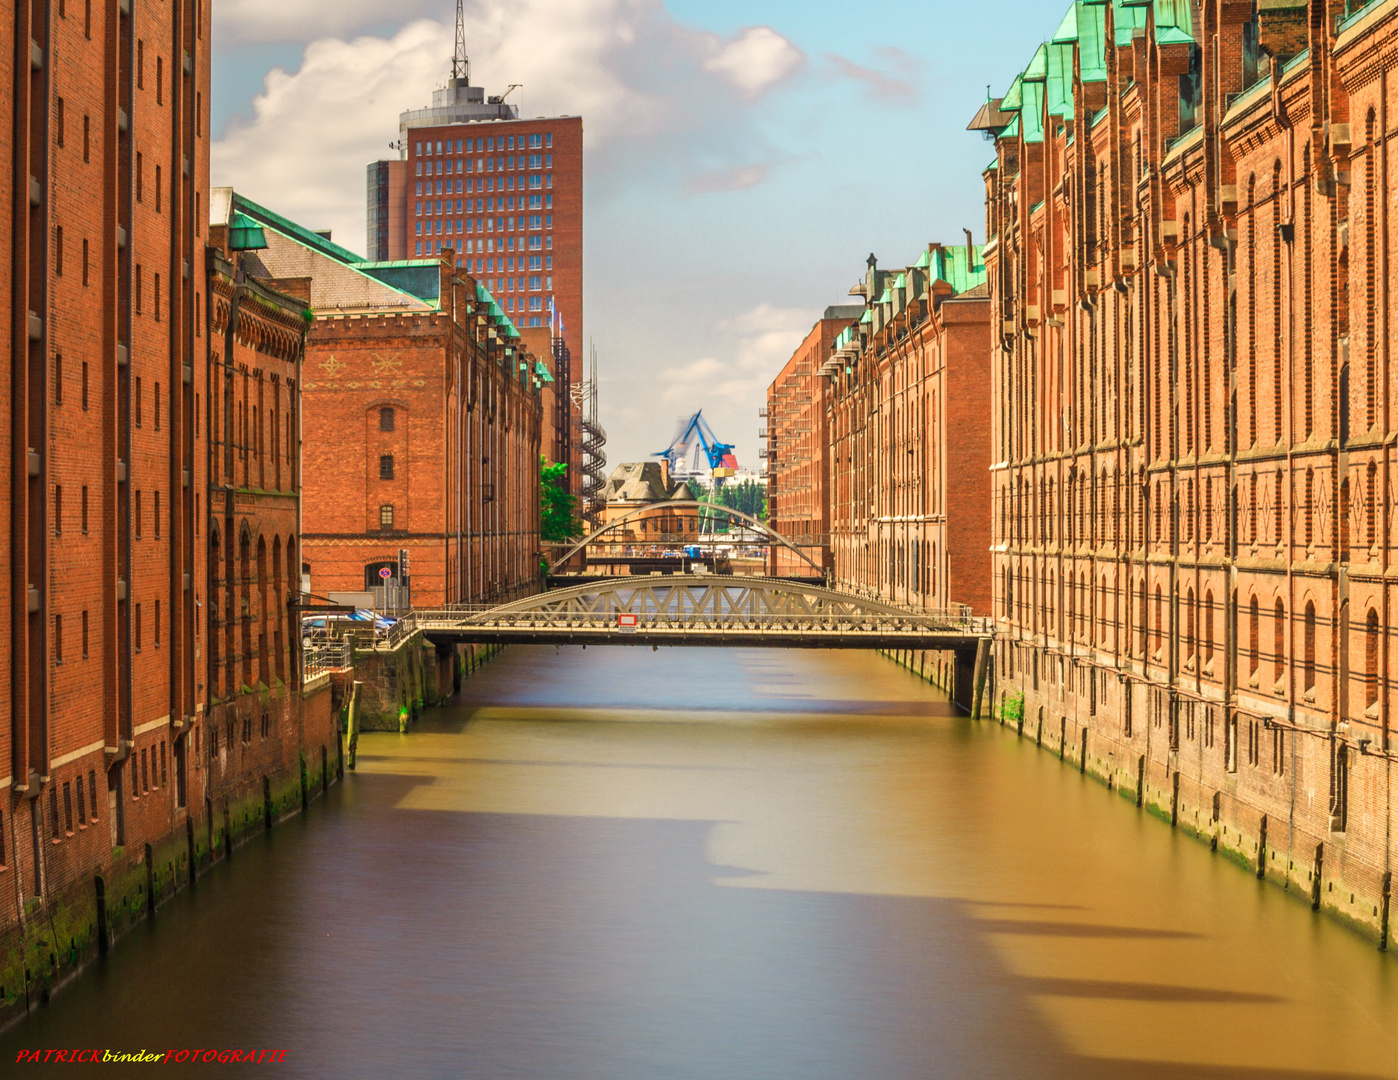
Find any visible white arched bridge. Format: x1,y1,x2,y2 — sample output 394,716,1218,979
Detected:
387,577,995,716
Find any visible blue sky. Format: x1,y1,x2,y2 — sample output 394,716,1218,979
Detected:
211,0,1051,468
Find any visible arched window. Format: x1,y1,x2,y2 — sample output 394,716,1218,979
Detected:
210,528,222,685
1366,110,1377,429
1204,589,1215,666
272,537,285,683
257,537,269,684
1303,601,1317,694
379,406,396,431
1186,588,1196,663
1273,600,1286,683
1365,608,1380,709
239,530,252,691
1367,463,1378,550
1249,596,1260,677
1154,584,1163,655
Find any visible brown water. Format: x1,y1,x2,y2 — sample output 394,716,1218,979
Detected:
3,646,1396,1078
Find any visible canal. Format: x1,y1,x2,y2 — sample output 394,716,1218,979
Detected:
3,646,1396,1078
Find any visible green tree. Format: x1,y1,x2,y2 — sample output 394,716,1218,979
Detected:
540,457,583,543
717,479,767,521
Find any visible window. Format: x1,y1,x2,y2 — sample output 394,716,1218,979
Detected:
134,490,142,538
155,383,161,430
87,770,97,820
141,748,150,793
154,490,160,538
82,238,89,286
54,614,63,664
51,788,61,840
379,455,395,480
154,598,160,647
136,152,143,201
55,226,63,275
1366,609,1380,709
63,782,73,835
54,484,62,536
56,96,65,146
380,505,395,530
83,114,90,161
159,741,167,786
1304,602,1317,695
82,610,88,658
81,360,88,408
76,775,87,826
134,603,142,651
156,56,163,105
81,485,88,534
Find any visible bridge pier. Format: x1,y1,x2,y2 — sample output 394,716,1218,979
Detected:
952,640,992,718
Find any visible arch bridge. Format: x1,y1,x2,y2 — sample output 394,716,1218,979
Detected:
393,577,995,716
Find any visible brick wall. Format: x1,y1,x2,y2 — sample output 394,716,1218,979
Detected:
985,0,1397,948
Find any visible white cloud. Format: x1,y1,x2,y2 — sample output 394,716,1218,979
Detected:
216,0,441,46
212,1,805,252
826,47,922,105
686,163,770,195
703,26,805,97
658,303,817,410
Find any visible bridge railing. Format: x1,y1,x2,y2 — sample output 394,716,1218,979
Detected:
403,608,994,637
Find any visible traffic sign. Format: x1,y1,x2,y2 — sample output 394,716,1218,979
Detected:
379,567,393,580
617,613,638,633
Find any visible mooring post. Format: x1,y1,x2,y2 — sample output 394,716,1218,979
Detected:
970,637,991,720
94,876,108,956
347,681,362,771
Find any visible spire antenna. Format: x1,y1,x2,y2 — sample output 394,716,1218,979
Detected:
451,0,469,83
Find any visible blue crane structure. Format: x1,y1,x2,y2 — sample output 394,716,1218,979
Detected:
654,410,739,483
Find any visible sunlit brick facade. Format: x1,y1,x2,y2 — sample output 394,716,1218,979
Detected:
764,310,857,576
824,248,992,615
223,193,547,609
0,4,336,1014
983,0,1396,947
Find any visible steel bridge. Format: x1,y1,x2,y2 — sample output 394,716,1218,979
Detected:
388,577,995,716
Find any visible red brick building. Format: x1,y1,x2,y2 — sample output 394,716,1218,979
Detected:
763,309,859,576
366,69,583,438
981,0,1397,947
220,191,548,609
1,1,335,1009
824,247,992,615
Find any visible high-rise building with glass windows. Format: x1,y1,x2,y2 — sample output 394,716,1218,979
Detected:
365,74,583,369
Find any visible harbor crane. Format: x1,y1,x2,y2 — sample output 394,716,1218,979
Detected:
655,410,739,484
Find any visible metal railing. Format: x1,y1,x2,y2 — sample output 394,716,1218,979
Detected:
376,578,993,646
302,639,353,681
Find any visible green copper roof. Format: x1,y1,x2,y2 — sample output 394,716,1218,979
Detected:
926,245,987,295
535,359,554,383
232,193,366,265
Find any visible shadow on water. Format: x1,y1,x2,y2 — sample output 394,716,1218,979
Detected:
1,646,1394,1080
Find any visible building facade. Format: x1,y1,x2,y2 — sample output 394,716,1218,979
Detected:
764,308,859,576
982,0,1396,947
824,248,993,615
2,2,335,1011
221,192,547,610
365,74,583,377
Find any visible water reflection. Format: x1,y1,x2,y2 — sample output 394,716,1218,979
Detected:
2,646,1394,1078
